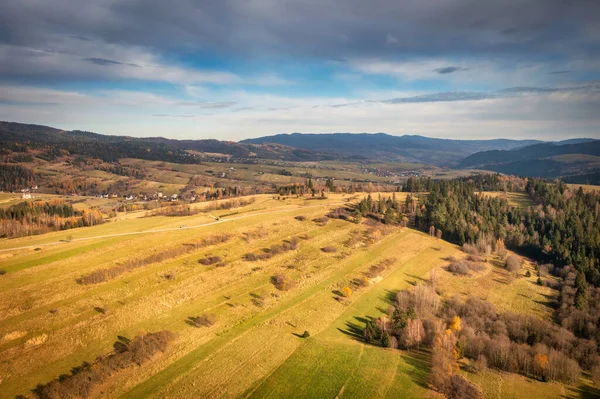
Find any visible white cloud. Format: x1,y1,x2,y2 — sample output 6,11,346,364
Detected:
0,37,291,86
2,83,598,141
386,33,399,44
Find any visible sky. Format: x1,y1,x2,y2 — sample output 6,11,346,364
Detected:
1,0,599,141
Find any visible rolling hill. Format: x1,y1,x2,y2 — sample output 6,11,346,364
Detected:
459,141,600,183
242,133,544,165
0,122,334,163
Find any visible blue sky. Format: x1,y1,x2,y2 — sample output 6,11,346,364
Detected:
1,0,599,140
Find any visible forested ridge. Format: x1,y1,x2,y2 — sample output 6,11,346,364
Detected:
356,175,600,397
412,175,600,286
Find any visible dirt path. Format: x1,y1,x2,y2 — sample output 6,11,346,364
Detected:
0,202,341,253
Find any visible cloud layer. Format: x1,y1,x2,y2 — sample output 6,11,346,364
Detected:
0,0,599,140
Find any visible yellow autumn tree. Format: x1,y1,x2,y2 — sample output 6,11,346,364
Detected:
341,286,353,298
450,315,462,332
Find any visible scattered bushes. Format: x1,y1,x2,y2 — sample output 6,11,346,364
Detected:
77,245,192,285
186,233,231,249
32,331,174,399
327,207,353,221
244,237,300,261
446,257,486,276
446,295,584,384
365,258,395,278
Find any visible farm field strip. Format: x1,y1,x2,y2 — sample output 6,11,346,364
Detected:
0,206,367,397
0,197,343,252
246,238,457,399
118,230,432,398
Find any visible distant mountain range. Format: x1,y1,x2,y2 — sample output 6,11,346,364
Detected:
242,133,544,165
2,121,599,183
0,122,335,163
459,140,600,183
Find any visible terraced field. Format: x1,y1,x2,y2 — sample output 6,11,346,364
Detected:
0,193,595,398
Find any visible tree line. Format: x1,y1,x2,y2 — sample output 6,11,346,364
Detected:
0,200,103,238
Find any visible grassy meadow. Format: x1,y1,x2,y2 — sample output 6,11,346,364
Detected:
0,193,597,398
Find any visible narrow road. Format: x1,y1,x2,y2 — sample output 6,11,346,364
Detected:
0,202,341,253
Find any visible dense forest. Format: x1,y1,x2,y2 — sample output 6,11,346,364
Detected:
0,164,36,192
0,200,103,238
412,175,600,287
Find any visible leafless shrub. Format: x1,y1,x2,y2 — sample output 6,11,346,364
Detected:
161,273,176,280
396,285,440,317
440,375,483,399
244,238,301,261
447,258,470,275
312,217,329,226
505,255,522,273
198,256,222,266
32,331,174,399
327,207,352,221
271,274,295,291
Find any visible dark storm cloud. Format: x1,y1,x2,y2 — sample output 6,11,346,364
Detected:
434,66,467,74
85,58,140,67
375,82,600,104
86,58,124,66
1,0,599,61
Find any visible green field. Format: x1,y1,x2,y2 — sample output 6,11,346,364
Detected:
0,193,596,399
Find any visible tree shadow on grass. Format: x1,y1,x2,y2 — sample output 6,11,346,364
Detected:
564,383,600,399
400,349,432,389
383,289,397,305
404,272,427,283
337,316,371,342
